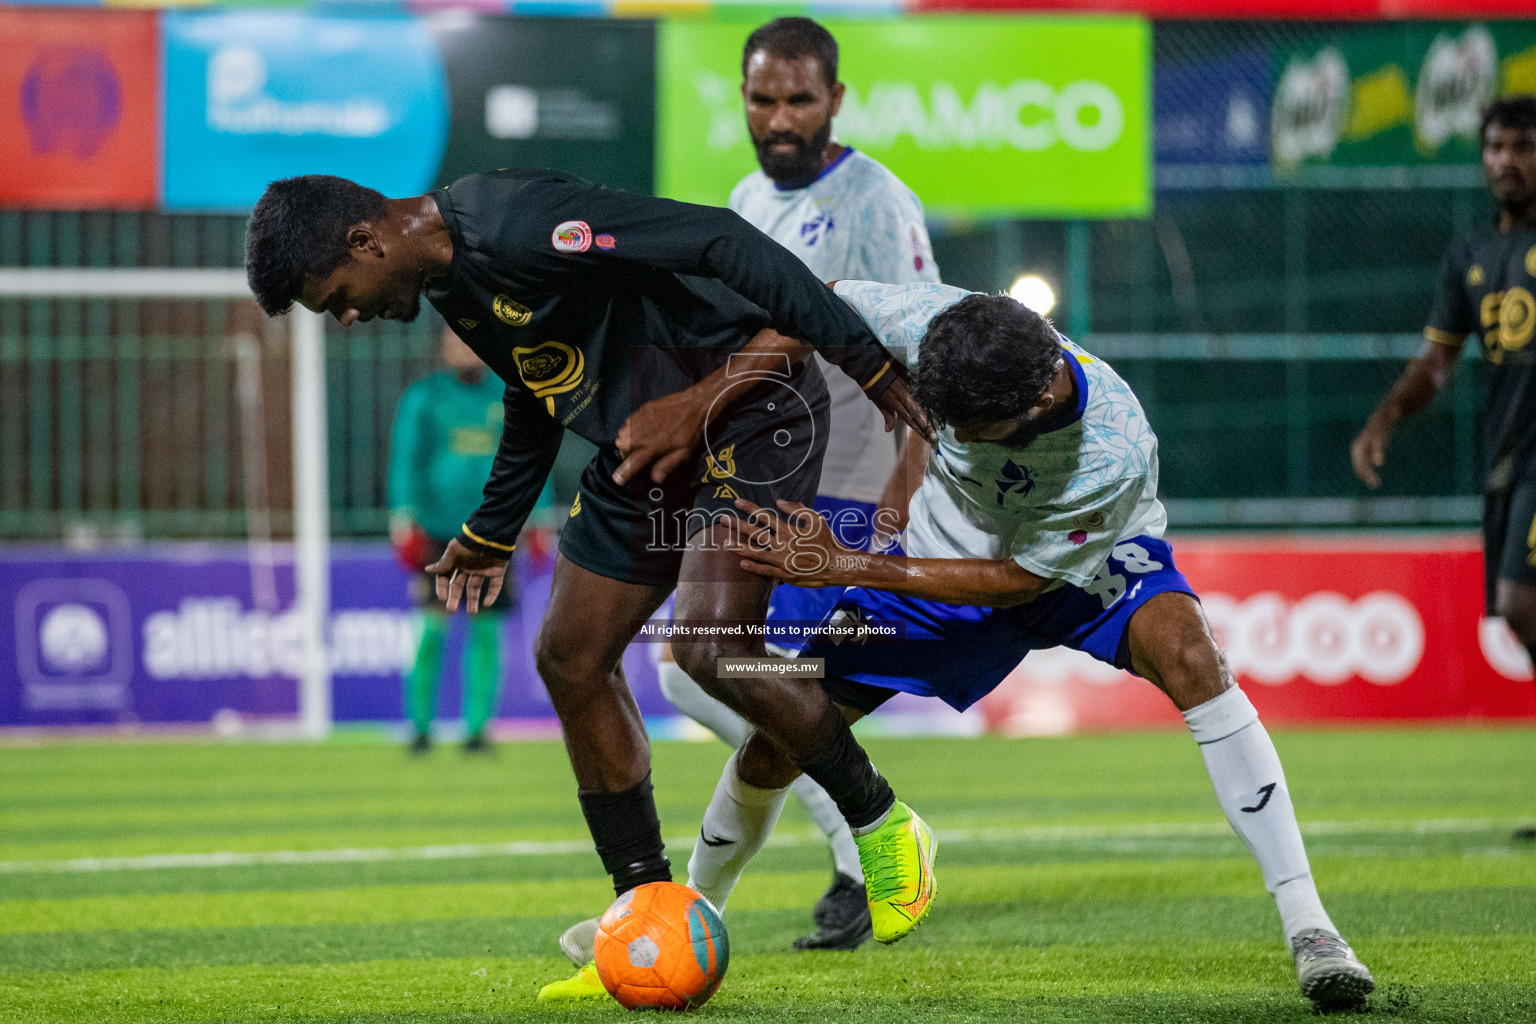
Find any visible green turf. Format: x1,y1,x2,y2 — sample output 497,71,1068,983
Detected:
1,727,1533,1022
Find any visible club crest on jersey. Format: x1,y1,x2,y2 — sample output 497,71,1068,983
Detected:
513,341,586,417
994,459,1035,506
703,444,737,483
799,212,834,248
493,295,532,327
552,220,592,253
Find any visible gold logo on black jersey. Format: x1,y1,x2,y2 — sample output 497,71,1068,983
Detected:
1500,287,1535,351
457,318,479,332
1468,264,1485,287
514,341,585,416
494,294,533,327
702,444,737,483
1526,246,1536,278
570,493,582,518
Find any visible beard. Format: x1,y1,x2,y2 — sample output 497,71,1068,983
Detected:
387,268,428,323
397,289,423,323
989,419,1045,449
752,120,833,189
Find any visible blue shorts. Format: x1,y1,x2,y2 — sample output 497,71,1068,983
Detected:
801,535,1196,713
764,495,876,644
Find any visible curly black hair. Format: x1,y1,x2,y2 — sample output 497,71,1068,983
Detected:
1482,94,1536,144
742,17,838,88
910,293,1061,428
245,175,387,316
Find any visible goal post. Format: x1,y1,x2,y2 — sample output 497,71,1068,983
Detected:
0,267,333,739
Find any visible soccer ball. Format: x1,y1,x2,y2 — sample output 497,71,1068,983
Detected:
593,881,729,1011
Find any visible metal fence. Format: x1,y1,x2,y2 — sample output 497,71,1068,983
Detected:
0,183,1494,540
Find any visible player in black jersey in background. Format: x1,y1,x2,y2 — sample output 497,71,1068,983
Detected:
243,170,942,994
1352,96,1536,841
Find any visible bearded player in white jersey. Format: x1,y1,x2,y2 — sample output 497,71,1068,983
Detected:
655,17,940,953
685,281,1377,1012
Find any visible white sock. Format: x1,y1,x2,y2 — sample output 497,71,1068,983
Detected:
790,774,864,883
659,660,753,748
1183,687,1337,941
685,748,788,913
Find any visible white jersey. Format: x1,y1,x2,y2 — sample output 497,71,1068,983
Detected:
731,149,939,504
832,280,1168,589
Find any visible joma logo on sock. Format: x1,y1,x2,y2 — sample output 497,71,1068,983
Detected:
1241,782,1277,813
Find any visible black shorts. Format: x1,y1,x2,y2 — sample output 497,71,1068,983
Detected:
558,360,830,586
1483,478,1536,611
818,674,900,716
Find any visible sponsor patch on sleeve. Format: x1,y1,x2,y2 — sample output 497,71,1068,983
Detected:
551,220,592,253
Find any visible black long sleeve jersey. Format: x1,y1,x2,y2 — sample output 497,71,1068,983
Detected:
1426,222,1536,489
424,169,898,556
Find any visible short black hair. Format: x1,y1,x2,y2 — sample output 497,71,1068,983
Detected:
911,293,1062,428
1482,94,1536,144
742,17,838,89
245,175,387,316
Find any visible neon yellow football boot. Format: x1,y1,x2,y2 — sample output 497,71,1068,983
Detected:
854,800,936,944
536,960,607,1002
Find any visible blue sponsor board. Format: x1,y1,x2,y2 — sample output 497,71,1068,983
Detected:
162,12,449,211
1154,48,1271,167
0,544,663,729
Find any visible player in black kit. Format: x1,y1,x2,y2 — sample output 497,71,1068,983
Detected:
1352,96,1536,840
243,169,943,986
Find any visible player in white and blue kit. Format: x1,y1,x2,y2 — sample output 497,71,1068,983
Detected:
654,17,939,951
683,282,1377,1011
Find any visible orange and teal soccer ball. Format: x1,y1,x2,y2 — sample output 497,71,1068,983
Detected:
593,881,729,1011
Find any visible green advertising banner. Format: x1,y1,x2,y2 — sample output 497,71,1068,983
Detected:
1272,21,1536,170
657,16,1150,218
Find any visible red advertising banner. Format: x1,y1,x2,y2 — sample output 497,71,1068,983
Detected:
979,534,1536,735
0,11,159,209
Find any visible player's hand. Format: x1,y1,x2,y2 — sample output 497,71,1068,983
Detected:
728,498,854,589
1350,419,1392,489
423,538,509,613
871,374,935,443
613,389,710,486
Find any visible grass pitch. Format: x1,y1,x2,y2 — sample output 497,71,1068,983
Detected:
1,726,1533,1022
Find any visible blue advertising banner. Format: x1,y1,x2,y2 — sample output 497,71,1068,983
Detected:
0,544,662,729
162,12,449,211
1154,48,1271,168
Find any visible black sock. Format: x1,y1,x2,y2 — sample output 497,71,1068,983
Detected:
792,706,895,831
578,773,672,896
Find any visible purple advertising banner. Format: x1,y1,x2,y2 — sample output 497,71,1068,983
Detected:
0,542,665,730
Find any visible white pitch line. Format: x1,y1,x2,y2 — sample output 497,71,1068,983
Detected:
0,817,1523,875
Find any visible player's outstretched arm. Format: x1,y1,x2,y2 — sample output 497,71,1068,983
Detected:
612,327,808,485
729,497,1051,607
520,181,928,438
1350,338,1462,488
431,385,562,611
875,434,931,538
